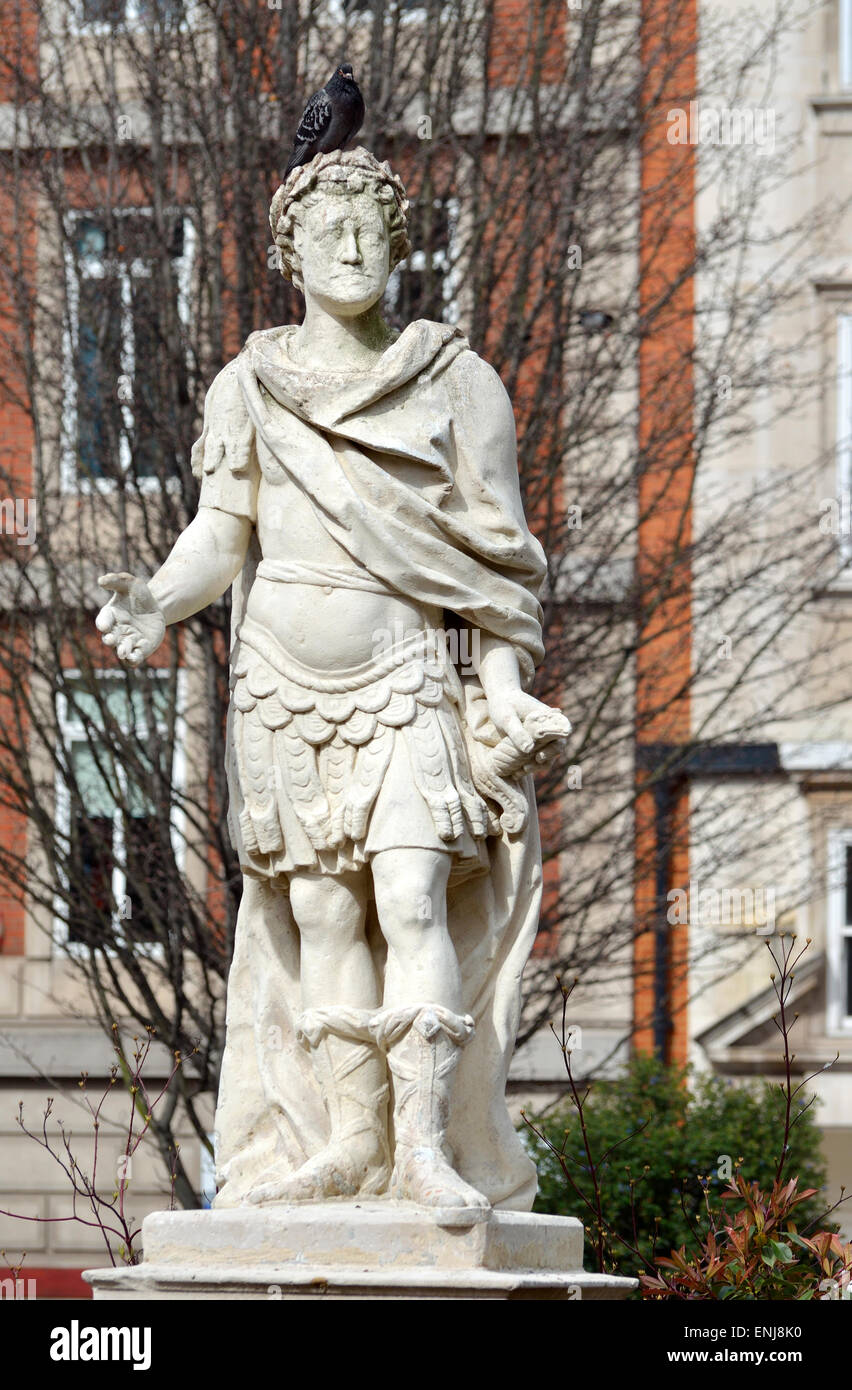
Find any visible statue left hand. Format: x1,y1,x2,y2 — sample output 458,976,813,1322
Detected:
486,688,571,767
465,689,572,832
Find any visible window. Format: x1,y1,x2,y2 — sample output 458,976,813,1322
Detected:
384,196,460,327
54,671,186,953
62,208,194,489
74,0,186,29
332,0,425,16
827,829,852,1032
838,314,852,558
842,0,852,88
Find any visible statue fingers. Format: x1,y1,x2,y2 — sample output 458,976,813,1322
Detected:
115,632,141,662
98,571,135,595
502,710,535,755
95,604,117,635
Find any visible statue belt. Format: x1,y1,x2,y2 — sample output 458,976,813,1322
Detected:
255,558,396,596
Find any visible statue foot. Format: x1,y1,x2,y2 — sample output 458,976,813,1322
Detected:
391,1143,490,1220
248,1134,390,1206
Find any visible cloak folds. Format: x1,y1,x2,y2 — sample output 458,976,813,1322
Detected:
208,320,548,1210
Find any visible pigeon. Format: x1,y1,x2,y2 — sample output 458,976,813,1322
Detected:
284,64,365,178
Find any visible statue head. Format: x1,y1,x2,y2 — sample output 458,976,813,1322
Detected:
269,148,411,314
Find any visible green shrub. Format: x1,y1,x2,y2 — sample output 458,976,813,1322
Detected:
523,1053,832,1281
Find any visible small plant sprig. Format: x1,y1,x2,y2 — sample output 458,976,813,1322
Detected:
0,1023,192,1267
521,978,654,1276
1,1250,27,1282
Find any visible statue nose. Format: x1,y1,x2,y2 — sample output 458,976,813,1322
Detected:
339,230,361,264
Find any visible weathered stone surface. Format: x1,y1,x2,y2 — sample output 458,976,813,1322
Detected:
85,1205,634,1300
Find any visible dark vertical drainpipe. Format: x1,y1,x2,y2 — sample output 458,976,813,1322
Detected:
652,777,675,1059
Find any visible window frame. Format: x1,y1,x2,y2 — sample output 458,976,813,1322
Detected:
326,0,430,23
52,667,187,958
69,0,197,36
384,194,461,326
837,314,852,562
826,827,852,1034
842,0,852,89
61,205,195,495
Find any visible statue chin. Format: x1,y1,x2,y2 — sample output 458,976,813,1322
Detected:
310,281,388,317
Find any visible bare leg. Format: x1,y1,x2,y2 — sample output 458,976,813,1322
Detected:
249,868,389,1205
290,868,378,1011
370,848,458,1009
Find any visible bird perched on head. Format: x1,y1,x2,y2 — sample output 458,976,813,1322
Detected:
284,64,365,178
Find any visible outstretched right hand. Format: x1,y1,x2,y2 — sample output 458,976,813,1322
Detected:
96,572,166,667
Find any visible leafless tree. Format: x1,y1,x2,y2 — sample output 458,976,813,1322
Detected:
0,0,845,1202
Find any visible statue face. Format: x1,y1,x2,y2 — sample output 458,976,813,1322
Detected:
292,192,390,316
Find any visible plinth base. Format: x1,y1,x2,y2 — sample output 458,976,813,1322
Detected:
83,1203,636,1300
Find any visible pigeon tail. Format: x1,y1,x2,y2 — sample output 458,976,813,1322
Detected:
284,145,311,177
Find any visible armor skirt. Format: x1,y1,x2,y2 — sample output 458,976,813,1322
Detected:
229,616,491,881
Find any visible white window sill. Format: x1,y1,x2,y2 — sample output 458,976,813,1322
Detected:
57,931,166,962
827,1021,852,1039
60,470,184,498
810,92,852,112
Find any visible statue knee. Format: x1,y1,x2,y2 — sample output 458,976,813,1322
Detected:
373,878,448,953
370,850,450,934
288,873,365,947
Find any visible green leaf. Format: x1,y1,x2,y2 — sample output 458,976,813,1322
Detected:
769,1240,795,1264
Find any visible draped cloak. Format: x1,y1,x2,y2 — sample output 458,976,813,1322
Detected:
200,319,548,1211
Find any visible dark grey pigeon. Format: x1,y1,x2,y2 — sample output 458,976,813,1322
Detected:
284,63,365,178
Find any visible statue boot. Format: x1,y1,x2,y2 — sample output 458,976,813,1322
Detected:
249,1006,391,1205
371,1004,490,1216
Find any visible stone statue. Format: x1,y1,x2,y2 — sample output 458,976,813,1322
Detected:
96,149,571,1221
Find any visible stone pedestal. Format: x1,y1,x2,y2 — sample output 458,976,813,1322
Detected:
83,1203,636,1300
